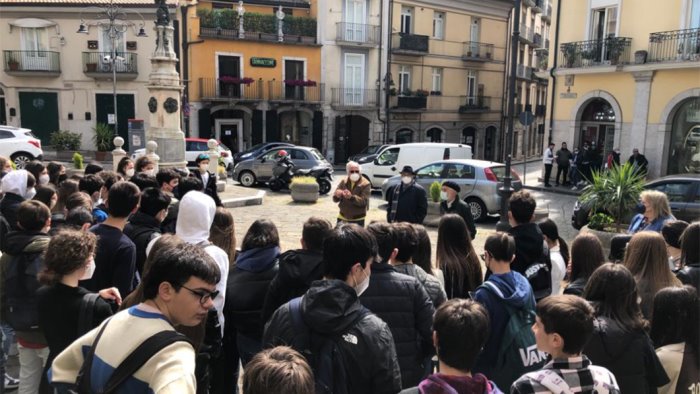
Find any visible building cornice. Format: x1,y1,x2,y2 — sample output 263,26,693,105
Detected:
552,60,700,76
394,0,514,20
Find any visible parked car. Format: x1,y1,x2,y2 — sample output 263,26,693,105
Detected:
233,142,294,165
380,159,523,221
131,137,234,171
571,174,700,229
363,143,473,188
232,146,332,187
348,144,390,165
0,126,43,169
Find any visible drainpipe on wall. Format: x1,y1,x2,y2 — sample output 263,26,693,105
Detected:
181,3,203,137
547,0,561,145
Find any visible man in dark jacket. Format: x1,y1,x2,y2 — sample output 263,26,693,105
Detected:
123,187,171,275
555,142,573,186
263,224,402,394
628,148,649,176
192,153,222,207
439,180,476,239
262,217,332,322
362,222,435,388
387,166,428,224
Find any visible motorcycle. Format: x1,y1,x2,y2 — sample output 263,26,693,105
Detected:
268,158,333,195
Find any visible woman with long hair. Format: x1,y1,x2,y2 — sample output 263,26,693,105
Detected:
538,219,569,295
116,157,135,179
623,231,682,318
629,190,675,233
210,207,236,264
436,214,482,299
563,233,605,296
676,222,699,290
650,285,700,394
411,223,445,285
46,162,66,187
583,263,669,393
33,184,57,212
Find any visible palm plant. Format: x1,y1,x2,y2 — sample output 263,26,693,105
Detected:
579,162,645,232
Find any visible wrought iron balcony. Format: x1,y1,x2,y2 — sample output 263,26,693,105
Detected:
392,33,429,55
536,104,547,116
390,94,428,110
559,37,632,68
331,88,378,108
3,50,60,75
531,0,543,13
516,64,533,79
82,52,137,79
519,24,534,44
533,33,542,47
268,81,324,103
336,23,380,46
542,4,552,22
458,96,492,113
648,28,700,62
199,26,318,45
462,42,494,61
198,78,265,101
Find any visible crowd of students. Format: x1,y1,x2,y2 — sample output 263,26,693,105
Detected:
0,156,698,394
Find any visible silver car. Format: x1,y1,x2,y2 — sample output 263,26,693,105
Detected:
380,159,523,221
233,146,332,187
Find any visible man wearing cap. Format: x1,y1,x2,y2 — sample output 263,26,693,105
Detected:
333,161,371,227
386,166,427,224
193,153,222,207
440,181,476,239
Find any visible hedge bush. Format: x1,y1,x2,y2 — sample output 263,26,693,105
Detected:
50,130,82,151
198,8,316,37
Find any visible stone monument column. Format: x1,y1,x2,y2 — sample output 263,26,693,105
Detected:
145,0,186,169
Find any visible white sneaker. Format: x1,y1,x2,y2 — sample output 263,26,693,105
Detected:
4,373,20,390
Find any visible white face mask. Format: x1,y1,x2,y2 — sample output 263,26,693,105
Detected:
126,168,135,177
144,169,155,176
401,176,413,185
354,265,370,296
39,174,50,185
440,191,448,201
25,188,36,199
80,258,96,280
199,163,209,173
349,173,360,182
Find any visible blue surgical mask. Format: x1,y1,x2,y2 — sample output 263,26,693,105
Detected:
635,203,646,214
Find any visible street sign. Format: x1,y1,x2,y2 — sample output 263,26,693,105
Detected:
519,110,534,126
250,57,276,67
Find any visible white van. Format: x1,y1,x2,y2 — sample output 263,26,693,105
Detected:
361,143,472,187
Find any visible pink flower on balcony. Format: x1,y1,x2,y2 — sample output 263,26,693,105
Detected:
219,76,255,85
283,79,317,87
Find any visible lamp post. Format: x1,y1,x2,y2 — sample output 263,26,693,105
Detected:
496,0,522,231
77,0,146,141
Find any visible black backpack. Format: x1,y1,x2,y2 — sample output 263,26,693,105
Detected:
288,296,370,394
523,240,552,301
1,245,46,331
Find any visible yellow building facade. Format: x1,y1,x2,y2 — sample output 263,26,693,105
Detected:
185,0,323,153
387,0,512,161
548,0,700,178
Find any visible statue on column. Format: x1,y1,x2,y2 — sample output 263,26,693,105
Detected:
238,1,246,39
155,0,170,26
276,5,285,42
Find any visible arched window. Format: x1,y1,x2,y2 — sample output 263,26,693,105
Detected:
426,127,442,142
667,96,700,175
396,129,413,144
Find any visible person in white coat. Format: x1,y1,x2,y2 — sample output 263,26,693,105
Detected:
538,219,569,296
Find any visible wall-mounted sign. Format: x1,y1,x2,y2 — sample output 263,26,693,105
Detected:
560,92,577,99
126,41,137,50
250,57,276,67
87,40,98,50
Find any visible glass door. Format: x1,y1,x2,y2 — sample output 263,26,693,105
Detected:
344,53,364,106
218,56,241,98
345,0,366,42
20,27,48,70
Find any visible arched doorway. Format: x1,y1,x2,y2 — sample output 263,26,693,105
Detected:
334,115,370,164
579,98,616,158
462,127,476,151
426,127,443,142
396,128,413,144
484,126,496,161
667,96,700,174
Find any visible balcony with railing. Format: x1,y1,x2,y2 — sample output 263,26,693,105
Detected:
533,33,542,47
331,88,379,109
519,24,534,44
458,96,492,113
199,24,317,45
199,78,265,101
558,37,632,68
3,50,60,76
390,93,428,110
82,52,137,79
648,28,700,62
535,104,547,116
269,81,324,103
336,23,380,47
542,4,552,22
462,42,495,62
516,64,533,79
531,0,543,13
391,33,429,55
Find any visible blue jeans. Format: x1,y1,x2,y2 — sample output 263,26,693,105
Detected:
236,333,261,368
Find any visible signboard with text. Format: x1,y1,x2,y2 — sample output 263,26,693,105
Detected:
250,57,276,67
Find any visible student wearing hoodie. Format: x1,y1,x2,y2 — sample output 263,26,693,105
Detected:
175,191,229,333
262,217,332,323
400,299,502,394
123,188,171,275
0,170,36,230
473,232,537,389
225,219,280,366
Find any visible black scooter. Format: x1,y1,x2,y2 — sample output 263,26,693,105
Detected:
268,158,333,195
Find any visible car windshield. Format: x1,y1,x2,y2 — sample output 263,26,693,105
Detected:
247,143,266,152
362,145,380,155
310,148,325,160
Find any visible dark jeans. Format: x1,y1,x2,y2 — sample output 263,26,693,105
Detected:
556,165,569,184
544,164,553,185
336,218,365,228
237,333,262,368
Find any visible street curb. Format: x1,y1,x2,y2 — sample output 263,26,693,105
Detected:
523,185,582,197
222,190,265,208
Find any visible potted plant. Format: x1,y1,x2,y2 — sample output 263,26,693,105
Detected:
72,152,84,170
562,43,577,67
7,54,19,71
634,50,648,64
415,89,429,97
50,130,82,160
605,36,627,64
290,176,319,203
86,62,98,72
424,181,443,227
92,122,114,161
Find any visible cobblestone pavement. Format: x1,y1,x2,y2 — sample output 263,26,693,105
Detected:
226,173,580,257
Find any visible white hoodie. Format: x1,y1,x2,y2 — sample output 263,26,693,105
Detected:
1,170,30,197
176,191,229,333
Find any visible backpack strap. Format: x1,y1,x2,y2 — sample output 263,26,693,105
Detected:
478,281,505,299
102,330,193,393
75,317,113,393
77,293,100,337
524,369,574,394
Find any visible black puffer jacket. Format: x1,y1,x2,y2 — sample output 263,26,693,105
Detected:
261,249,324,323
676,263,699,291
440,199,476,239
584,316,669,394
263,280,402,394
360,262,435,388
123,212,162,275
387,183,428,224
508,223,547,275
0,193,24,230
393,263,446,309
563,277,587,296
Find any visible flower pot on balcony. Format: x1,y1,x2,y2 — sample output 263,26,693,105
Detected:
634,50,647,64
8,61,19,71
397,96,427,109
86,63,98,72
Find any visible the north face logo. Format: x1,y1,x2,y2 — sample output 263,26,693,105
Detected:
519,345,546,366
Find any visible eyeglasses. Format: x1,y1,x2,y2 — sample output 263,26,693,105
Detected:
349,170,360,173
180,285,219,305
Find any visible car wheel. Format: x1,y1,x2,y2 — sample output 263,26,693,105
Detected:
466,197,488,222
318,179,331,195
11,152,33,169
238,171,257,187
